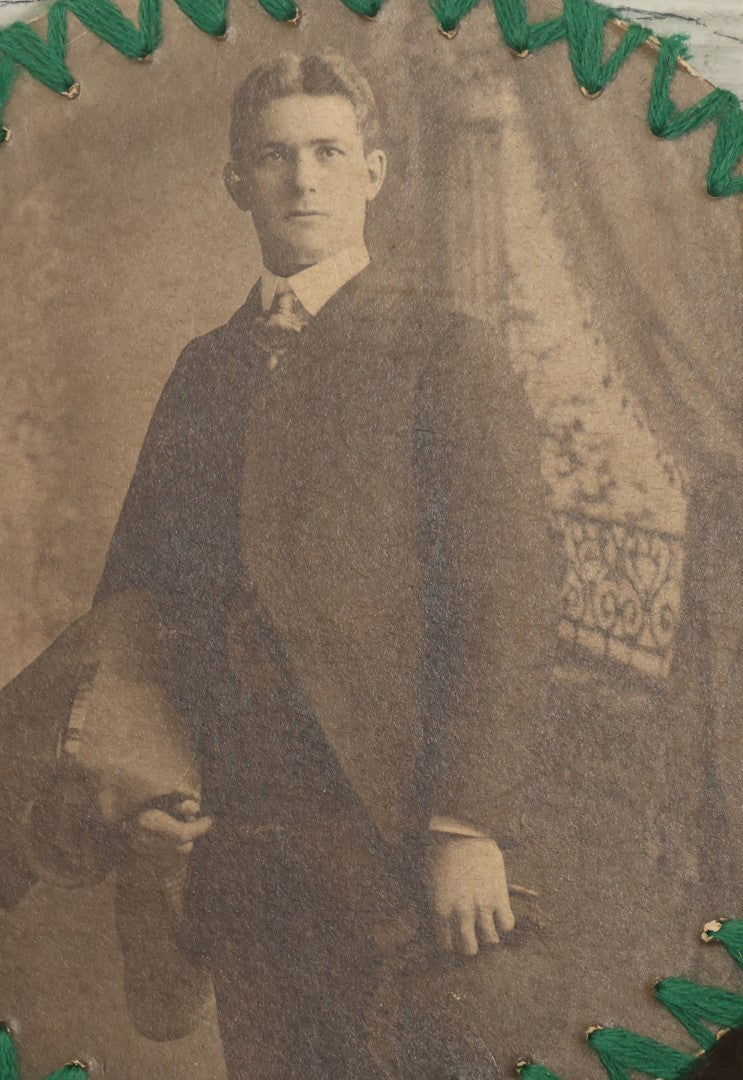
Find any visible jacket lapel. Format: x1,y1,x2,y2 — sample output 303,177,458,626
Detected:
236,266,427,843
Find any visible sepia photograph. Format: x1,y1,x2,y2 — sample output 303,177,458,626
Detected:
0,0,741,1076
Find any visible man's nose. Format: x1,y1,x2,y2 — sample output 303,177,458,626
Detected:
290,150,319,193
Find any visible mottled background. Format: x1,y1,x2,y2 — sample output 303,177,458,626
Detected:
0,0,741,1076
2,0,743,97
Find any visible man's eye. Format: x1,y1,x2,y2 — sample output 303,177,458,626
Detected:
317,146,344,159
259,149,284,163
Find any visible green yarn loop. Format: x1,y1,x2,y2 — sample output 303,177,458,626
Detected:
563,0,652,96
517,1063,565,1080
0,55,18,141
703,918,743,970
173,0,228,34
0,18,73,94
586,1027,697,1080
73,0,164,58
645,33,743,195
0,1028,19,1080
430,0,480,34
0,921,742,1078
340,0,385,19
493,0,567,54
514,921,743,1080
257,0,300,23
655,977,743,1053
0,1025,87,1080
0,0,741,194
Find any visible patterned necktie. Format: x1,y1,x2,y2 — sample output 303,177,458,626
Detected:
251,280,311,371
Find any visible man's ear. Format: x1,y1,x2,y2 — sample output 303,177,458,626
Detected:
224,162,253,212
365,149,387,202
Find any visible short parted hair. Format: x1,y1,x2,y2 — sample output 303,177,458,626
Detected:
229,49,381,163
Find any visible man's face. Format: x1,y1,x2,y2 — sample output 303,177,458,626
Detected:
231,93,386,275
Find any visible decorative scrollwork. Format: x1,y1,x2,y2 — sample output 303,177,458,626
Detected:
554,513,684,677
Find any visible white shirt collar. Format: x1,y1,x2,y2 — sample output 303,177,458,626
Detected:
260,245,370,317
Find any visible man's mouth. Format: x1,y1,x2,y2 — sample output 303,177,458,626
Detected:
285,210,326,218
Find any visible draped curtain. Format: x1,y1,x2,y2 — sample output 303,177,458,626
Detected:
0,3,740,1073
406,12,742,860
389,14,742,1070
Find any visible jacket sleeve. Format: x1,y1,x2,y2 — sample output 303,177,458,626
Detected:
0,340,212,908
94,340,209,606
418,314,561,839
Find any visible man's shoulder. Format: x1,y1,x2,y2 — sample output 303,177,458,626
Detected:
346,284,521,413
419,305,515,384
417,306,539,440
164,293,260,388
182,292,259,360
348,272,496,353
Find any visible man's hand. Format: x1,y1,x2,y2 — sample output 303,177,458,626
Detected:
129,797,213,859
427,835,515,956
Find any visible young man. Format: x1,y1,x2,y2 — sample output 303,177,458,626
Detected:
92,49,556,1078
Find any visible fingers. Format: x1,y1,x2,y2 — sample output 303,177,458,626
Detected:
454,906,480,957
426,836,518,957
436,907,481,956
134,809,213,855
487,846,516,933
493,888,516,934
435,906,510,956
476,906,501,947
138,809,213,842
175,798,202,820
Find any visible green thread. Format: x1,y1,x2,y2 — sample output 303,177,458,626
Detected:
563,0,652,96
0,0,740,192
0,15,73,97
0,1029,19,1080
72,0,163,58
166,0,229,33
586,1027,697,1080
517,920,743,1080
654,978,743,1053
257,0,300,24
0,0,739,1061
430,0,480,37
703,918,743,970
1,927,742,1077
647,32,743,196
492,0,566,55
516,1063,564,1079
0,1026,87,1080
339,0,385,19
0,55,18,140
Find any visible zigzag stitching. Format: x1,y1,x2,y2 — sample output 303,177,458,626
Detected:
0,1022,86,1080
0,0,741,196
0,1,739,1073
1,922,742,1075
517,919,743,1080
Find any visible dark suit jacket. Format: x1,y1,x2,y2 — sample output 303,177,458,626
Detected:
91,262,558,847
0,262,558,1039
